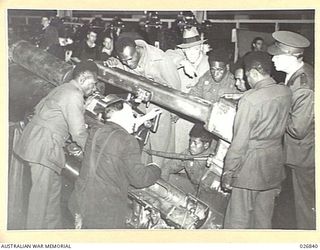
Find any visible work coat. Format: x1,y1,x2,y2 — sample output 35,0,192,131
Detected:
224,77,292,190
14,81,88,174
69,122,161,229
284,63,315,229
165,49,210,153
284,63,314,170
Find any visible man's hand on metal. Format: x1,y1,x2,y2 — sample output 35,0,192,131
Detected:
170,113,179,123
105,57,120,67
181,59,197,78
221,171,233,191
206,154,215,167
221,93,244,100
211,179,222,191
65,50,73,62
134,108,162,132
67,142,83,157
143,108,162,121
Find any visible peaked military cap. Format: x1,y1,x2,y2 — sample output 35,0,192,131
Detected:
267,31,310,56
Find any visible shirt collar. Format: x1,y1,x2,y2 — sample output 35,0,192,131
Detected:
102,47,112,55
254,77,276,89
135,39,162,69
86,40,96,48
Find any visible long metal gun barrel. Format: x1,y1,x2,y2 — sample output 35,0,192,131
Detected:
9,40,235,142
97,64,212,122
95,64,236,142
9,40,74,86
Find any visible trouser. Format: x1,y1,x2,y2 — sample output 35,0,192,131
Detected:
144,104,175,167
291,167,316,229
224,187,280,229
197,188,229,229
26,163,62,229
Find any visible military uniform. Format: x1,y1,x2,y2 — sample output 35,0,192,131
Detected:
223,77,292,228
189,70,240,103
286,63,315,229
14,80,88,229
268,31,315,229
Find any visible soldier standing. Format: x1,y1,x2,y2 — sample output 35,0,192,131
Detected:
222,52,292,229
268,31,315,229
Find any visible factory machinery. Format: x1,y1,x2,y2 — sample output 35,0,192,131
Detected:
8,40,236,229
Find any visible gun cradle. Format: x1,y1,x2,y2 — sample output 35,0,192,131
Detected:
127,179,210,229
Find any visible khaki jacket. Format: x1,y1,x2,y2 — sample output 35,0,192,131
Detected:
224,77,292,190
189,71,239,103
284,63,314,169
14,81,88,174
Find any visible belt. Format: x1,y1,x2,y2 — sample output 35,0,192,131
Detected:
248,139,282,149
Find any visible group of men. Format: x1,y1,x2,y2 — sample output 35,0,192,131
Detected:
38,16,115,63
13,22,315,230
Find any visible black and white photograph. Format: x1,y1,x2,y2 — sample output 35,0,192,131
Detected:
7,8,315,233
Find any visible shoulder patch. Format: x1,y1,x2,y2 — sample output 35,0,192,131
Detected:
300,73,308,87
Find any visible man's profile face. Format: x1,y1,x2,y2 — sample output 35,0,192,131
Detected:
209,61,227,83
103,37,113,50
41,17,49,27
87,32,97,43
235,68,247,92
118,45,140,69
272,54,295,73
189,137,207,155
253,39,264,51
183,45,201,64
80,73,97,97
